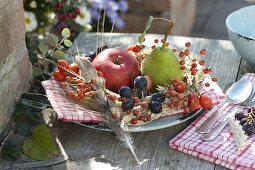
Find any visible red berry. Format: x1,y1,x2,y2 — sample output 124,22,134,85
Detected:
199,60,205,65
191,63,197,68
188,92,200,111
180,60,185,65
133,97,140,103
172,48,177,52
141,102,149,109
151,45,156,49
154,39,159,43
170,90,178,97
192,58,197,62
146,115,152,121
185,42,191,48
133,109,140,116
68,63,80,75
130,118,138,124
199,95,213,109
90,78,97,85
212,77,217,82
53,70,66,82
179,52,184,57
200,49,206,55
180,66,186,70
205,82,210,87
176,84,186,93
57,59,69,72
184,49,190,56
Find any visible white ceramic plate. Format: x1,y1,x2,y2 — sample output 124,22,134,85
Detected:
75,109,205,132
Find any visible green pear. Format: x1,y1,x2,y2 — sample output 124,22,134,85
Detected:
141,46,183,88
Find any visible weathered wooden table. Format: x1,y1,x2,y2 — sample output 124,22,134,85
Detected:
40,33,254,170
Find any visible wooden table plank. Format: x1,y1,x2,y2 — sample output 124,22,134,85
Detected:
40,33,242,170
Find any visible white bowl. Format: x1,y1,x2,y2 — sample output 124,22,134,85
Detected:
226,5,255,66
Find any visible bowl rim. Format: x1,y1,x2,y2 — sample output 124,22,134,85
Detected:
226,5,255,41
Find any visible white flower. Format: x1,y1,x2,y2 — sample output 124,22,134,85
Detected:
24,11,38,32
75,6,92,26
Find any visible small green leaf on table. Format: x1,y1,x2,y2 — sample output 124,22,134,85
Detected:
53,50,66,60
23,124,58,160
32,66,43,77
38,43,49,56
64,39,72,47
61,28,71,39
47,34,59,47
1,140,22,161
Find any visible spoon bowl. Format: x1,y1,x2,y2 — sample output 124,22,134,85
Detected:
225,80,253,104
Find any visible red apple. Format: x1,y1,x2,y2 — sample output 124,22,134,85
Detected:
92,48,141,93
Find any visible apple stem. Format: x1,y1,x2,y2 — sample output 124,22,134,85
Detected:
161,22,174,50
116,55,121,64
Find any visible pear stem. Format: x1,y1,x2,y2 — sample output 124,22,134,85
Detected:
161,21,174,49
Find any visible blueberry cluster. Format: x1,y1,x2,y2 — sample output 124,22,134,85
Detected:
149,92,165,113
119,86,134,111
235,108,255,136
118,76,150,111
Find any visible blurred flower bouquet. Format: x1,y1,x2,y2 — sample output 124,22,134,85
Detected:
24,0,128,38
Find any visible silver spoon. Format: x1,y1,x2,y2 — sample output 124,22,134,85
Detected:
196,79,253,134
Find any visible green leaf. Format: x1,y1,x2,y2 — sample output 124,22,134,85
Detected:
14,122,32,137
1,140,22,161
138,32,146,44
61,28,71,38
138,16,154,44
38,43,49,56
53,50,66,60
32,66,43,77
23,124,58,160
47,34,58,47
64,39,72,47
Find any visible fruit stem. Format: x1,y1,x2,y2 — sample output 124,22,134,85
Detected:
161,22,174,50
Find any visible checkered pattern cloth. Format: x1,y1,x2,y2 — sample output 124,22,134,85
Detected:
42,79,104,122
42,76,223,123
169,73,255,170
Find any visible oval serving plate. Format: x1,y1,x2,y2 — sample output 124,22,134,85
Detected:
75,109,205,132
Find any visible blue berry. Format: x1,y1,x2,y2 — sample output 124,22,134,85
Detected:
135,89,148,99
242,122,255,136
151,92,165,103
121,99,134,111
149,101,162,114
134,76,147,91
239,118,248,126
235,111,246,120
119,86,132,98
88,52,96,60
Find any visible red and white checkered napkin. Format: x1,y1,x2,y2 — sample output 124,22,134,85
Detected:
169,73,255,170
42,79,104,122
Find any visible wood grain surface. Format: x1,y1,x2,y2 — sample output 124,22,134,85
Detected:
6,33,249,170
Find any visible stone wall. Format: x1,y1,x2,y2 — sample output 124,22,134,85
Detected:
116,0,196,36
0,0,32,130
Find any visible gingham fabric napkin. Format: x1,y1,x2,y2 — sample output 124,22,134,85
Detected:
169,73,255,170
42,79,104,122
